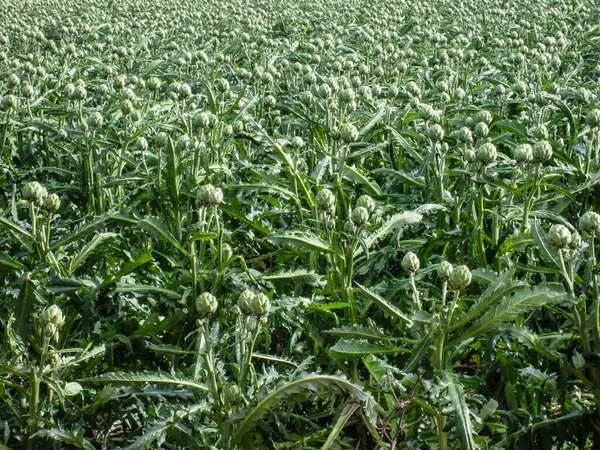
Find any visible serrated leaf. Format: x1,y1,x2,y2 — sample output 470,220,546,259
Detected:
15,276,39,339
453,284,567,345
145,342,196,355
451,267,527,331
357,211,422,256
330,339,404,358
225,373,377,446
324,325,393,340
404,327,435,372
267,232,340,256
0,216,33,239
531,220,560,269
31,428,94,449
69,232,118,272
82,371,210,391
64,382,83,396
137,216,189,256
260,269,325,287
98,250,153,290
114,284,181,299
442,371,478,450
342,165,382,195
0,252,24,272
354,283,413,325
51,213,129,251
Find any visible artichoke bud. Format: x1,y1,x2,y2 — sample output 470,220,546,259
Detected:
514,143,533,163
449,265,472,290
570,231,582,249
356,194,376,214
533,140,553,162
474,121,489,138
437,260,453,280
579,211,600,234
23,181,47,204
224,382,241,404
238,290,255,315
476,142,497,164
548,224,571,249
427,124,444,142
458,126,473,144
196,184,224,207
351,206,369,227
156,131,169,147
401,252,420,273
316,188,336,214
40,305,65,329
43,193,60,213
196,292,218,316
250,293,270,316
340,123,359,143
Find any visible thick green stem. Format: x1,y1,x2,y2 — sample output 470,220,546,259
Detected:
239,317,262,391
203,318,219,401
520,165,540,234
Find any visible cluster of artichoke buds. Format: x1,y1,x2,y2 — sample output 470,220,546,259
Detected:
23,181,47,206
238,290,271,316
40,305,64,341
350,194,376,227
23,181,60,212
196,184,224,208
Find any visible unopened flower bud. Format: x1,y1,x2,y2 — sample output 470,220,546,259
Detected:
476,142,497,164
458,126,473,144
196,292,218,315
291,136,304,148
449,265,472,290
224,382,241,404
196,184,223,207
340,123,359,143
156,131,169,147
437,261,453,280
474,121,489,138
238,290,254,315
475,110,493,125
316,188,335,214
580,211,600,234
514,143,533,163
427,124,444,142
43,193,60,213
23,181,47,204
533,140,553,162
40,304,64,329
136,136,148,151
351,206,369,226
401,252,420,273
356,195,375,214
250,292,271,316
548,224,571,249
